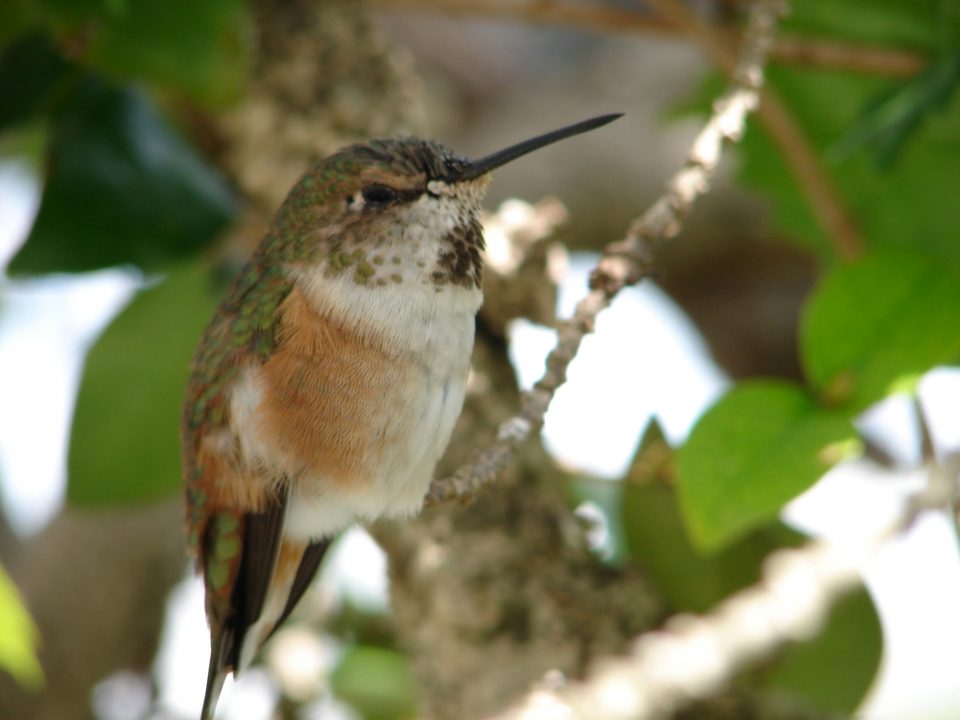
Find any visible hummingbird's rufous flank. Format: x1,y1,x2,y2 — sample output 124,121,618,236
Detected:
181,113,621,718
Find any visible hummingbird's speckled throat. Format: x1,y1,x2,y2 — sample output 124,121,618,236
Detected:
181,113,622,720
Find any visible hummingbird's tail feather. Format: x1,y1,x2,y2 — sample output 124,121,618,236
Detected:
199,490,289,718
235,536,335,671
232,491,289,657
200,626,233,720
269,538,332,640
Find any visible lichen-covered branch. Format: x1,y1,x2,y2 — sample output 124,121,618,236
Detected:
482,456,958,720
485,541,862,720
426,0,788,506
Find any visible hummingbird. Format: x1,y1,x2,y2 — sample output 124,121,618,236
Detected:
181,113,621,719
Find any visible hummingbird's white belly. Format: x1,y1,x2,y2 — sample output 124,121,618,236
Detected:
274,269,482,542
282,326,473,540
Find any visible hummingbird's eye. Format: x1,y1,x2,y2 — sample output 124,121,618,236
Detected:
361,184,397,206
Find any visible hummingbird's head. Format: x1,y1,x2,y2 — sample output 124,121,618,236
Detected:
274,114,623,290
320,135,493,235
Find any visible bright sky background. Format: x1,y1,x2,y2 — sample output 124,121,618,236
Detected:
2,166,960,718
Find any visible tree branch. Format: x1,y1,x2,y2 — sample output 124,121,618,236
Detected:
773,35,925,77
480,499,896,718
644,0,865,260
480,449,959,720
372,0,927,78
426,0,787,506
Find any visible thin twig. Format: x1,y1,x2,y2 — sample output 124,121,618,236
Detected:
373,0,927,78
773,35,925,77
425,0,787,505
756,91,864,260
645,0,865,260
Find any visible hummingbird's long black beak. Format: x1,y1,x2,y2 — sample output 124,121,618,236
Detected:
449,113,623,182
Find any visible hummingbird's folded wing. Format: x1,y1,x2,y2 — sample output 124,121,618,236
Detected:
182,263,299,719
198,490,286,720
232,491,289,655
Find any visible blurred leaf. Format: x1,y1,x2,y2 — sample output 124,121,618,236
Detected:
331,645,416,720
706,0,960,264
948,0,960,44
2,0,105,32
0,123,46,176
0,0,249,104
736,65,960,263
676,381,859,552
0,32,77,131
624,419,674,486
0,3,35,45
783,0,941,49
67,261,217,505
622,480,804,612
764,588,882,713
831,51,960,166
0,563,43,689
802,251,960,410
622,476,881,713
87,0,250,106
10,79,235,274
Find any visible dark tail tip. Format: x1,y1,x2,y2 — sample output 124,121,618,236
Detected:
200,628,233,720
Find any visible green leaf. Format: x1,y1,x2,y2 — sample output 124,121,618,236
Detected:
831,51,960,166
622,480,805,612
9,79,235,274
764,588,883,713
87,0,250,106
676,381,859,552
67,261,218,505
331,645,416,720
0,3,36,45
802,251,960,410
3,0,106,32
0,563,43,689
727,53,960,263
0,0,249,105
784,0,941,50
621,474,881,713
713,7,960,300
0,32,78,131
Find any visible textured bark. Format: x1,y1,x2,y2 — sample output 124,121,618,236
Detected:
374,358,662,718
377,475,662,719
218,0,426,215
